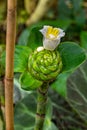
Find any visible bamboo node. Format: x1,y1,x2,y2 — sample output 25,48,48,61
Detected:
36,113,45,118
8,6,17,15
5,77,13,81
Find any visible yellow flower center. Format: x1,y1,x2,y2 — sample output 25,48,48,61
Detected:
46,26,59,40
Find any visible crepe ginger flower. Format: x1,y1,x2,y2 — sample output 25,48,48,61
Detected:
40,25,65,51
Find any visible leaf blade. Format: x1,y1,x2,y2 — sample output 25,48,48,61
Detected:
14,45,32,72
20,71,43,90
58,42,86,72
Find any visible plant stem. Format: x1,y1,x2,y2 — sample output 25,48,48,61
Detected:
34,82,49,130
5,0,17,130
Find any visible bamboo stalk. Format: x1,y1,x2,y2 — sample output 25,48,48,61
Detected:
5,0,17,130
34,82,49,130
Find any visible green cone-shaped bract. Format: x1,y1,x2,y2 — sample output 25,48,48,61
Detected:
28,48,63,81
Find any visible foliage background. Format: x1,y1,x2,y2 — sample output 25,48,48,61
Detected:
0,0,87,130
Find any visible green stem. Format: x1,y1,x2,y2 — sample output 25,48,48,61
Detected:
34,82,49,130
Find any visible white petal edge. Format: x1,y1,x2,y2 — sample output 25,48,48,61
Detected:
39,25,50,36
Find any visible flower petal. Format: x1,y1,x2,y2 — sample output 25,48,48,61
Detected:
43,38,60,51
39,25,49,36
39,25,65,51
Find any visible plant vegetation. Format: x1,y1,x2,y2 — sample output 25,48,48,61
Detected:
0,0,87,130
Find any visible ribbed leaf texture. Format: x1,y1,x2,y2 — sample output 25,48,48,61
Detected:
67,60,87,121
14,93,58,130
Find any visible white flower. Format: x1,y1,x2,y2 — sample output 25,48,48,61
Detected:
40,25,65,51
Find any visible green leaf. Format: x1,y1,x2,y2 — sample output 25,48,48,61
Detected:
14,93,57,130
80,31,87,50
18,28,30,46
51,72,71,98
58,42,86,72
14,125,24,130
26,26,43,50
51,42,86,97
20,71,43,91
66,60,87,122
14,45,32,72
51,59,87,122
18,25,43,50
14,93,36,130
1,45,32,73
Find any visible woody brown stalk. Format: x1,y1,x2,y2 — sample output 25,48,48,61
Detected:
5,0,17,130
